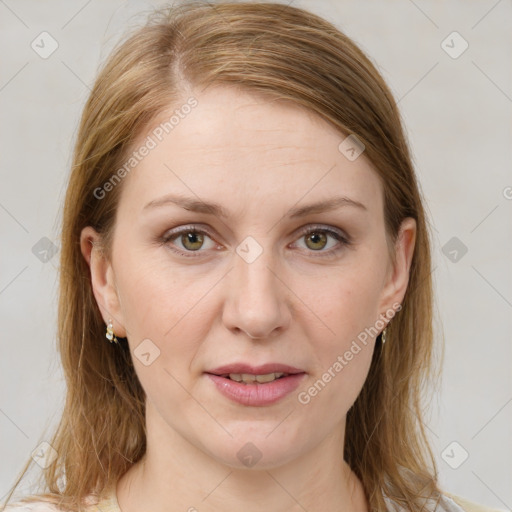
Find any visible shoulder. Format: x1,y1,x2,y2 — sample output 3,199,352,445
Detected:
444,493,506,512
2,487,118,512
2,495,100,512
2,501,63,512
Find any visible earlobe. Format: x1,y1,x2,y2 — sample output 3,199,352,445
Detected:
79,226,127,337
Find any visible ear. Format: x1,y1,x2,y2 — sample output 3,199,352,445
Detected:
377,217,417,317
80,226,127,337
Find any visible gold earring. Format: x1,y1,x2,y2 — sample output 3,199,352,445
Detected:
106,319,118,344
381,327,387,345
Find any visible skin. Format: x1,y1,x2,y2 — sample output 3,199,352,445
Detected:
81,85,416,512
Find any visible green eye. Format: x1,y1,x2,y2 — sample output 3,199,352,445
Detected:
180,231,205,251
161,224,350,259
162,225,216,257
304,231,328,251
294,226,350,257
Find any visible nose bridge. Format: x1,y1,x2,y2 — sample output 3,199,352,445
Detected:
235,245,277,296
223,236,289,339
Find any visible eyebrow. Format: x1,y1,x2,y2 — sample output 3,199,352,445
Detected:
143,193,367,218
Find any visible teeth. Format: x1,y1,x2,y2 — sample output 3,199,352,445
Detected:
256,372,285,383
228,372,286,384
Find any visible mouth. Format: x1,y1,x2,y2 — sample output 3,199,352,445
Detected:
218,372,289,384
206,363,305,380
205,363,306,406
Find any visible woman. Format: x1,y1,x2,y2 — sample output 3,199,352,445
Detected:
2,2,502,511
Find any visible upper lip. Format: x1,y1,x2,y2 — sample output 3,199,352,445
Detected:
206,363,305,376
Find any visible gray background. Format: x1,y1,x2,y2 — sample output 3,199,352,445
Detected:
1,0,511,509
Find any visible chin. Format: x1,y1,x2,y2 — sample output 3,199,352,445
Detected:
202,430,309,471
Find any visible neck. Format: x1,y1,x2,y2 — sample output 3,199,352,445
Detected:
116,405,368,512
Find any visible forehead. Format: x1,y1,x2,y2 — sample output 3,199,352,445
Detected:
118,85,383,216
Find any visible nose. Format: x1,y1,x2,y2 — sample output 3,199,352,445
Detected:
222,248,291,340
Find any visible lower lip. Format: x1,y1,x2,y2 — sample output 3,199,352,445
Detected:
206,373,305,406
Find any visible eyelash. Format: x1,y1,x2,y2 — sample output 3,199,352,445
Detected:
160,224,351,259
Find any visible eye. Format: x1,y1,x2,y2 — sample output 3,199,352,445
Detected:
160,224,350,258
292,225,350,257
161,225,218,257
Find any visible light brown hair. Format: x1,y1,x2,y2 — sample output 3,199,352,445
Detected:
2,2,442,511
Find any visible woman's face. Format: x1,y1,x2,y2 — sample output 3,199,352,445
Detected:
82,85,415,470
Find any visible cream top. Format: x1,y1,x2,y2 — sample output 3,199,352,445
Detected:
4,485,505,512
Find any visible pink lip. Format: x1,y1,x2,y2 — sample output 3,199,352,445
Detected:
205,363,306,407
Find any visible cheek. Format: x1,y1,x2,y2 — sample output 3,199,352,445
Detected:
114,244,193,325
318,345,374,419
301,262,384,346
113,249,219,368
294,268,381,409
301,304,376,418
